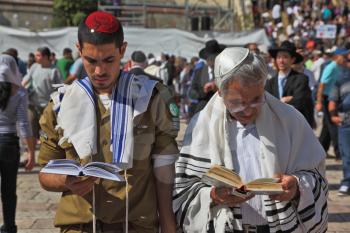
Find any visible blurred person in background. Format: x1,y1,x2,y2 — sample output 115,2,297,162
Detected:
50,52,57,66
328,51,350,196
188,39,225,116
26,53,35,73
22,47,62,141
3,48,27,77
64,54,87,84
144,53,161,78
0,54,35,233
265,40,315,127
316,47,349,160
56,48,74,81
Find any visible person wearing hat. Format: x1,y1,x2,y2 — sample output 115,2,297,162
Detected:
316,47,349,161
265,40,315,127
173,47,328,233
129,50,163,83
328,53,350,196
38,11,179,233
188,39,225,116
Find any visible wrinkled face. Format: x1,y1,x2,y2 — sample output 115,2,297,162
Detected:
276,51,295,72
79,42,127,94
219,80,265,125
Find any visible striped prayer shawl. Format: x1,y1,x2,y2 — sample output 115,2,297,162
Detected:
53,71,158,169
173,93,328,233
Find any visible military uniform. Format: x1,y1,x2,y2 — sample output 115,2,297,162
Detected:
38,82,179,233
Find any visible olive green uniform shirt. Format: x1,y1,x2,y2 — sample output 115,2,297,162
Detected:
38,83,179,232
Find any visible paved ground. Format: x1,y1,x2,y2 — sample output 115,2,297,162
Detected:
1,121,350,233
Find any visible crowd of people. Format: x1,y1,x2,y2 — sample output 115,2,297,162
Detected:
0,3,349,233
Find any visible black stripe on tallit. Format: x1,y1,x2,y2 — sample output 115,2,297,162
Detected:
175,165,207,175
266,201,293,216
304,201,327,231
179,153,211,163
180,183,207,227
173,180,208,200
268,210,295,225
176,161,211,170
175,172,201,179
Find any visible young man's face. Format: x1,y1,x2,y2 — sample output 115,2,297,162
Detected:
79,42,127,94
276,51,295,72
35,51,48,64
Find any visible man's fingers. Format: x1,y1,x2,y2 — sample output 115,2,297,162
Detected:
65,176,97,196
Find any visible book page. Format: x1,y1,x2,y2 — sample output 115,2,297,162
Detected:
40,160,124,182
83,166,124,181
206,165,243,187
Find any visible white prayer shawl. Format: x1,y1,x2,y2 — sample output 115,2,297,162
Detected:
51,72,158,169
173,92,328,233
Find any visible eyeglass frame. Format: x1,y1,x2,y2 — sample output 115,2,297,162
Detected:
225,94,266,113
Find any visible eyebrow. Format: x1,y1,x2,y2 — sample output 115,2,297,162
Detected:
83,55,115,63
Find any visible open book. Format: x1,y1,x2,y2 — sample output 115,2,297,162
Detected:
40,159,124,182
201,165,283,198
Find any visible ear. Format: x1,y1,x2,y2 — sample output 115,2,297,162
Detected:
119,42,128,58
76,43,82,56
218,89,222,97
291,56,296,64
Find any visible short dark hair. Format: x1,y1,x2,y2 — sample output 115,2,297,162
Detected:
78,15,124,49
63,48,72,55
37,47,51,58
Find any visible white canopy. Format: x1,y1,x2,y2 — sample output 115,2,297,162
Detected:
0,25,271,61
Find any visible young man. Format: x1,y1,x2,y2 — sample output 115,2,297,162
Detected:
265,40,315,127
316,48,349,160
56,47,74,80
22,47,62,140
38,11,179,233
174,47,328,232
328,60,350,195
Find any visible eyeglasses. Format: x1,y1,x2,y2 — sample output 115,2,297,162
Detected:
226,95,266,113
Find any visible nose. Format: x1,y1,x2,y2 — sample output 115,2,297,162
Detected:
94,65,104,75
242,106,254,115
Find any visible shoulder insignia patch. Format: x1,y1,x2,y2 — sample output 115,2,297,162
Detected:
169,103,179,117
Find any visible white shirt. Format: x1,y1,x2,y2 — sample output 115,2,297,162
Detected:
98,94,111,110
310,57,325,81
208,66,214,81
272,4,281,19
228,119,268,225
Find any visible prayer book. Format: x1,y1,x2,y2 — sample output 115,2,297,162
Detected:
201,165,283,198
40,159,124,181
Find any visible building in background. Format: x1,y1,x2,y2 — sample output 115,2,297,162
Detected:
0,0,53,30
0,0,254,32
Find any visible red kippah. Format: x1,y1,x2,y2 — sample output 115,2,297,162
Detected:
85,11,119,33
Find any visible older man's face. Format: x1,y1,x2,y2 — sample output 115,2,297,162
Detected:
220,80,265,125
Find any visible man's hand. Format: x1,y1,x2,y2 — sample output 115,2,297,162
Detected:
270,175,299,202
331,116,342,126
210,187,254,207
25,152,35,171
65,176,98,196
281,96,293,103
203,81,217,93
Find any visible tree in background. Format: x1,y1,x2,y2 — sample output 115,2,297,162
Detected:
52,0,98,27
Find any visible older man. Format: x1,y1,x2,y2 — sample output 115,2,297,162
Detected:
173,47,328,233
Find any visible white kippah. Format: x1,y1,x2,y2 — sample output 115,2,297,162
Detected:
214,47,250,86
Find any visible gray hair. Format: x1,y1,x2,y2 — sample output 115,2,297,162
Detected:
214,49,268,92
